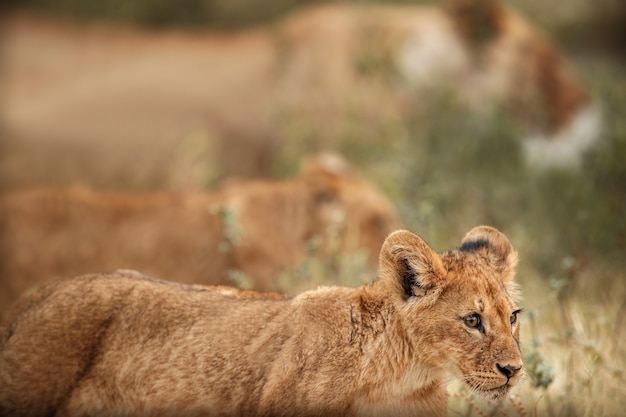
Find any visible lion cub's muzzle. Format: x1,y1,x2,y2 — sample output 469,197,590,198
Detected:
496,363,522,380
464,344,523,400
480,359,524,400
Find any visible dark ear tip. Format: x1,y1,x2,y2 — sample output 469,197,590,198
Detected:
460,227,495,251
460,225,518,274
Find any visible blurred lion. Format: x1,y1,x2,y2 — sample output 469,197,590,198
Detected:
276,0,600,169
0,153,399,315
1,0,600,191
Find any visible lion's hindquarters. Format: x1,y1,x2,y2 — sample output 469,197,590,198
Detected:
0,273,301,415
0,277,119,416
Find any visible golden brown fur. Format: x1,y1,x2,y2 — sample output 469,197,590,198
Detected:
0,154,399,316
0,226,523,417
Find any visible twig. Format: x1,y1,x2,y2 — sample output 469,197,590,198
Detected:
509,393,528,417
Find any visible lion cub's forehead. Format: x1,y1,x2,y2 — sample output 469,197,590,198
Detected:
468,294,514,316
441,251,518,311
441,250,499,278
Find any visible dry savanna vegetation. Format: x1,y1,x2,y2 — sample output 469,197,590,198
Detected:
0,0,624,416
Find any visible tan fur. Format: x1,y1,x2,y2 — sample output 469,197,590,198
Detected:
0,153,399,316
0,226,523,417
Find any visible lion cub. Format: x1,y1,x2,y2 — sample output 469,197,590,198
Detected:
0,226,523,417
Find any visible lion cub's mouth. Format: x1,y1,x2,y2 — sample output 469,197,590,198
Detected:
468,379,519,401
462,375,520,401
460,362,524,400
482,383,513,400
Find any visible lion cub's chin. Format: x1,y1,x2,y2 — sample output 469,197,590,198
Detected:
463,373,523,401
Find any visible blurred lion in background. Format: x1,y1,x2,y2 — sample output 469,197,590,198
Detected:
0,0,600,190
0,153,400,316
276,0,600,169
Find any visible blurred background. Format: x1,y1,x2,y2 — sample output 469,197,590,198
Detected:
1,0,625,415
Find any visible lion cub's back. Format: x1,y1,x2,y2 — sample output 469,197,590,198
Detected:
0,270,293,417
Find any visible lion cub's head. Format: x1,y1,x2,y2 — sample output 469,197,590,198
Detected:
379,226,523,399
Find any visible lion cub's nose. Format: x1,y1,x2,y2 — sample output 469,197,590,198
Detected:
496,363,522,379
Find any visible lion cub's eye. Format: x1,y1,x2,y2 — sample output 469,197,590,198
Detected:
510,309,521,325
463,314,481,329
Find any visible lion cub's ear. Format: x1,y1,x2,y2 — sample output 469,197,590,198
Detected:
379,230,446,300
459,226,518,284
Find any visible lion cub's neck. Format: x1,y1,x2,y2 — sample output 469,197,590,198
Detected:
354,280,441,364
339,281,447,415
